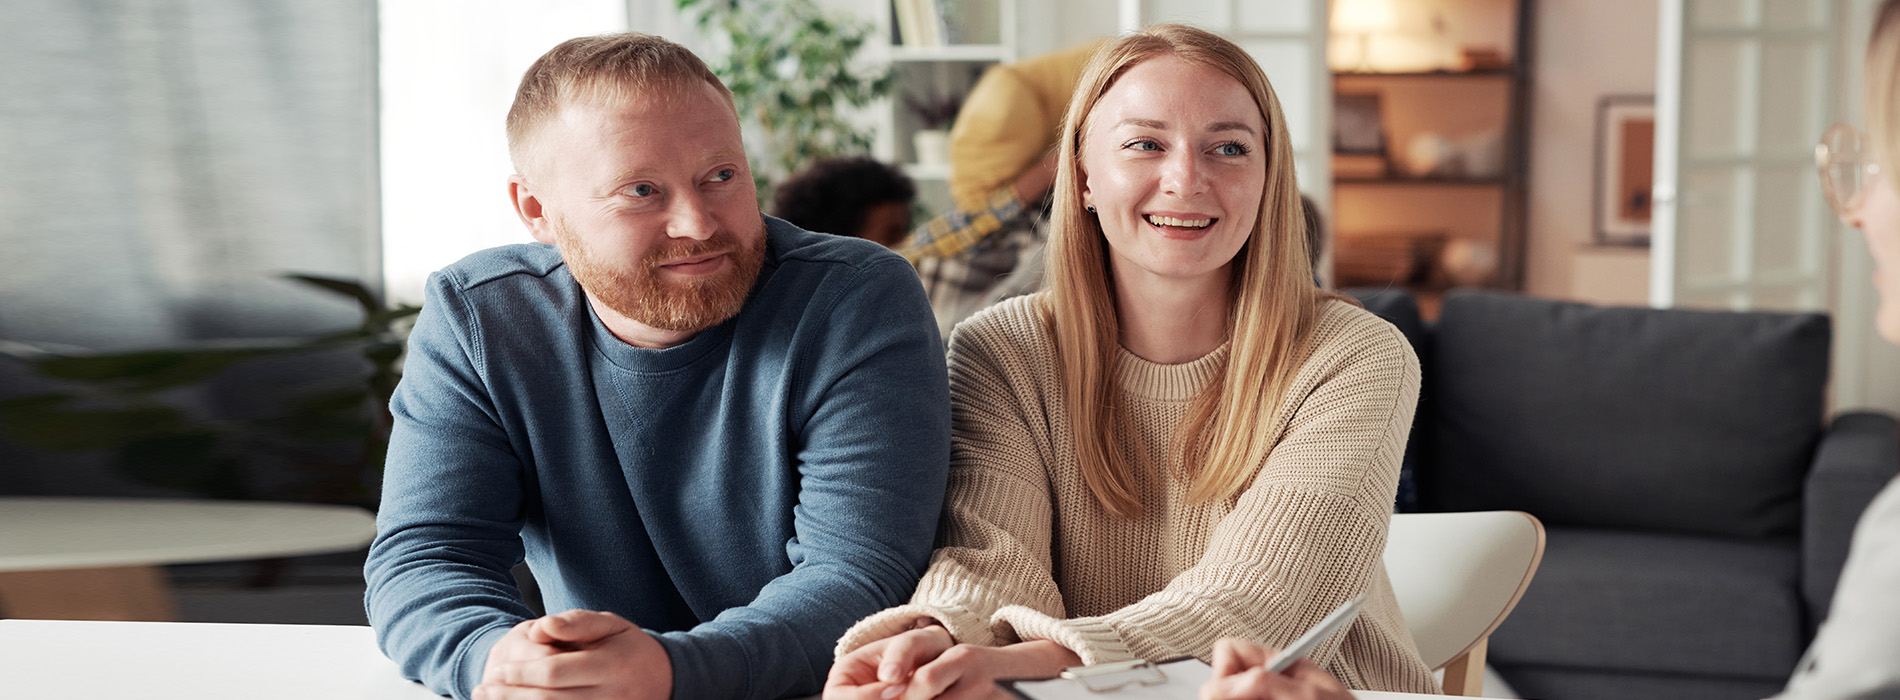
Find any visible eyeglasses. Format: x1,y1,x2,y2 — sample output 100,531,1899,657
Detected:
1816,123,1883,218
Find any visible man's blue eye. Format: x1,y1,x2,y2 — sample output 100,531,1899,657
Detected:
711,168,735,182
631,184,656,197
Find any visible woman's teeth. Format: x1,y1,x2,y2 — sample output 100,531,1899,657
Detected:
1144,214,1213,229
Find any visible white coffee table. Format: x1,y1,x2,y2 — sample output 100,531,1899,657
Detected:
0,497,376,620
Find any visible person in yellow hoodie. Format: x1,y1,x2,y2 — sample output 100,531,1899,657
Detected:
899,39,1103,338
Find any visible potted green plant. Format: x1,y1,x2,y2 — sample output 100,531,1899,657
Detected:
678,0,892,198
0,275,419,509
904,89,962,167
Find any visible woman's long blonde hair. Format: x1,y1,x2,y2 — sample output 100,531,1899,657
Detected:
1870,0,1900,194
1044,24,1330,518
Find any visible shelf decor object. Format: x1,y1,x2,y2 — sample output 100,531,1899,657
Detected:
903,88,962,166
1329,0,1532,304
1334,92,1389,156
1332,92,1391,179
872,0,1015,185
1593,95,1656,247
892,0,951,47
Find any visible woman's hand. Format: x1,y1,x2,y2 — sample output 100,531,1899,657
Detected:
825,625,954,699
1200,638,1353,700
824,626,1081,700
896,640,1080,700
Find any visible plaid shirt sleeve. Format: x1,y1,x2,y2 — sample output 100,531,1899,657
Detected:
896,184,1030,264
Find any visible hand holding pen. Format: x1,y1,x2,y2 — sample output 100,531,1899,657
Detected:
1200,595,1364,700
1200,638,1353,700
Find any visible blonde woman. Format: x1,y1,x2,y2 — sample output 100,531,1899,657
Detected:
823,24,1436,700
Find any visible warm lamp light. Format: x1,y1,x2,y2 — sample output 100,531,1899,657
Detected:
1332,0,1398,71
1333,0,1397,32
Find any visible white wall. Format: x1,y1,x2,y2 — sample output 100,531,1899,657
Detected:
1024,0,1121,57
1524,0,1657,303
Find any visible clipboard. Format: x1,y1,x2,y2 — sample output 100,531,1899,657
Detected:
1005,658,1211,699
1002,595,1366,699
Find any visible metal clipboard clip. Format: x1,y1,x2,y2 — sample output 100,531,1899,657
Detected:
1056,658,1169,693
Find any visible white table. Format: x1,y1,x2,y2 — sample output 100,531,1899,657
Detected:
0,619,1450,700
0,620,439,700
0,497,377,620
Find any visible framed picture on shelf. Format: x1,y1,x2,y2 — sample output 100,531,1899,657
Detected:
1594,95,1655,246
1333,92,1388,155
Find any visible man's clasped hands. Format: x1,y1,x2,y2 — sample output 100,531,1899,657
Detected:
475,610,671,700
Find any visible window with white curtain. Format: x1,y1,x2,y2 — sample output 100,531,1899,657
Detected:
0,0,381,349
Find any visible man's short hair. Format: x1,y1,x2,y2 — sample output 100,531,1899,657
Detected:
506,32,732,175
772,157,916,238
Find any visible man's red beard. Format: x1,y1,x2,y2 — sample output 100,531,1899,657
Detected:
553,217,767,333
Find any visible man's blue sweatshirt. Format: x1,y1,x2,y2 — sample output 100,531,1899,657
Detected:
365,218,951,700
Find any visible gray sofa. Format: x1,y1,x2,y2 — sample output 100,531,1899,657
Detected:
1347,288,1900,700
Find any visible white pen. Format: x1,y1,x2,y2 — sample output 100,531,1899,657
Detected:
1264,594,1368,673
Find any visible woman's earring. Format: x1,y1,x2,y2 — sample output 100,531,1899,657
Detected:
1085,204,1097,214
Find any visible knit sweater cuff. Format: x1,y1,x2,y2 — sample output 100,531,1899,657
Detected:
833,603,997,658
992,605,1135,666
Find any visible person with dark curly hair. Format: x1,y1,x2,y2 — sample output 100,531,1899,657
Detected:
772,157,917,248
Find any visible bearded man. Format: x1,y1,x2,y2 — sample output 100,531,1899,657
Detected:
364,33,950,700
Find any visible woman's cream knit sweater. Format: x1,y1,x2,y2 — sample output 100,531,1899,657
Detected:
834,294,1438,693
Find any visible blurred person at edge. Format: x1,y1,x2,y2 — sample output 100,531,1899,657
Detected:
1773,1,1900,698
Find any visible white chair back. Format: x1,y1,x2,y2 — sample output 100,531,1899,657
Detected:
1382,511,1545,695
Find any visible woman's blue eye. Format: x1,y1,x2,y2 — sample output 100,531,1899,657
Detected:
1125,139,1161,151
630,183,656,197
1215,142,1251,157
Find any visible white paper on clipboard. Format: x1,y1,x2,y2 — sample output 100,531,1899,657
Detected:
1005,658,1213,700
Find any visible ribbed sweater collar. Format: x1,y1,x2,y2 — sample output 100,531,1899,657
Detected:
1113,342,1229,402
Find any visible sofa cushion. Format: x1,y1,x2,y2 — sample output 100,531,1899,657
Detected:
1425,290,1828,538
1344,287,1427,355
1495,664,1788,700
1488,527,1805,680
1344,287,1428,512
